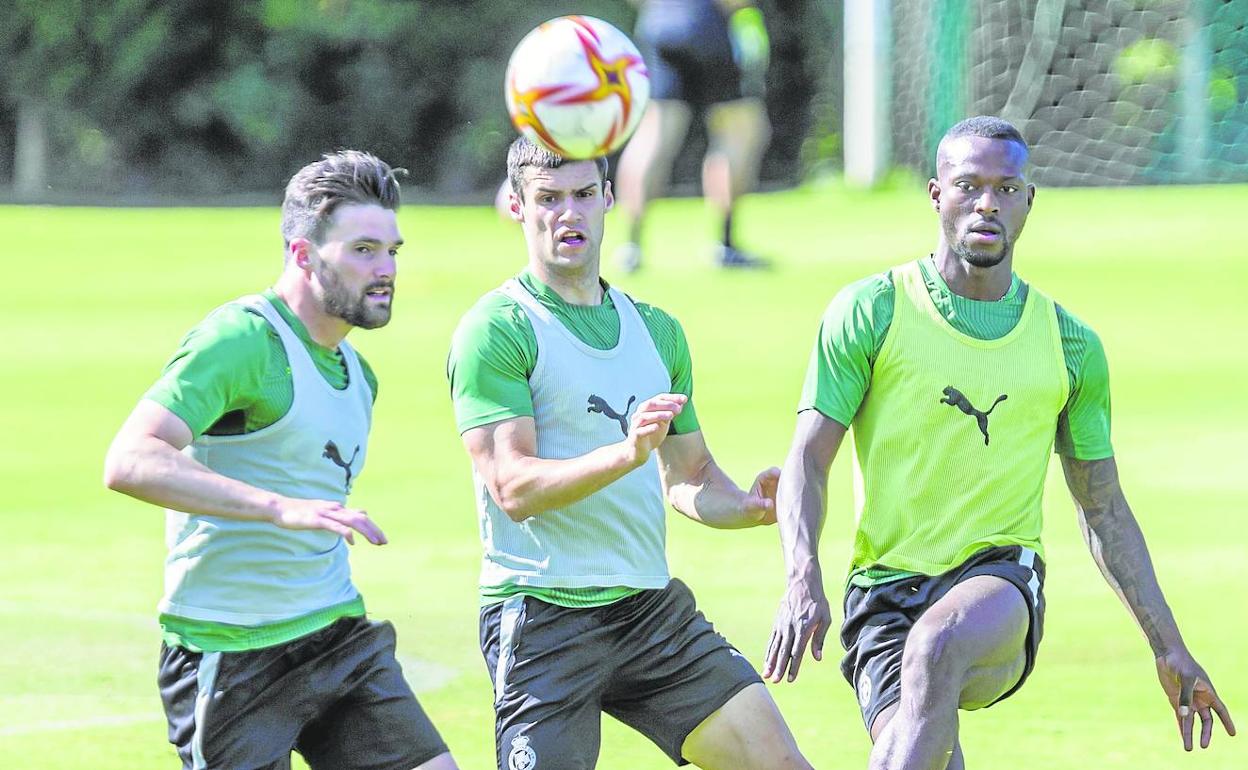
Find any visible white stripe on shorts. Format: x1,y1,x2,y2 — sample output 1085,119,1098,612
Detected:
494,596,525,705
191,651,221,770
1018,547,1040,609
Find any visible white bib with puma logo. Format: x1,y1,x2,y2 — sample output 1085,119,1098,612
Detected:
475,279,671,590
161,294,372,625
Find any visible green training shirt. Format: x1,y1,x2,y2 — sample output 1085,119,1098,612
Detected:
799,256,1113,586
146,288,378,438
448,269,698,608
144,289,378,650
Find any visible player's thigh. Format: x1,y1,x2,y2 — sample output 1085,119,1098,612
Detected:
681,683,810,770
496,700,600,770
481,598,609,769
159,642,307,770
902,575,1029,707
869,701,900,742
840,579,926,737
296,620,449,770
617,99,692,197
635,99,694,155
706,98,770,148
603,579,764,764
296,667,448,770
708,99,763,137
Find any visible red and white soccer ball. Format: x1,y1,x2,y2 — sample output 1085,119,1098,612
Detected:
505,15,650,160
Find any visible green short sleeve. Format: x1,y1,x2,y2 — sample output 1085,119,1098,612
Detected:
1054,307,1113,460
633,301,699,434
143,305,274,439
448,292,539,434
798,272,895,427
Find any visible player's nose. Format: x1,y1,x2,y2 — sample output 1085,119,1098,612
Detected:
974,189,1000,215
375,252,396,280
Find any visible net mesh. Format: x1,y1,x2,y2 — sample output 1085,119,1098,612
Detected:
889,0,1248,184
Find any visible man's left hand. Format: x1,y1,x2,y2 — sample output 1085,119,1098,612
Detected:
743,466,779,525
1155,649,1235,750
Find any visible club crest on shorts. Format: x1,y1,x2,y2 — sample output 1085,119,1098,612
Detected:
857,669,873,709
508,734,538,770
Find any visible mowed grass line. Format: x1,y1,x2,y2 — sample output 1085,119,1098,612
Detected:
1,182,1244,769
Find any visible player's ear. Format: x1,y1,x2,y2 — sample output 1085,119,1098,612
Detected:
602,179,614,211
508,192,524,223
1026,183,1036,209
928,178,941,212
288,238,315,272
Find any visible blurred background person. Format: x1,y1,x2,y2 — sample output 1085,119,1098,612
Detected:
614,0,773,271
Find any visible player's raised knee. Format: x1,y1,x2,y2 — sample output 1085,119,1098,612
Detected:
900,618,974,687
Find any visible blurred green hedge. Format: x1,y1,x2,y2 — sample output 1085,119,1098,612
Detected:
0,0,836,200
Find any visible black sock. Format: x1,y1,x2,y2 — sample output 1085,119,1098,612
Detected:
722,210,734,249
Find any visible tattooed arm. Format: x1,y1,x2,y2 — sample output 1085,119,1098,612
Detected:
1061,455,1235,751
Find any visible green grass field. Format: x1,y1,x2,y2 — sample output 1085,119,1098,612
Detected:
2,180,1245,769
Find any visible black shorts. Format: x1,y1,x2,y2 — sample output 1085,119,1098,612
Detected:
839,545,1046,732
158,616,447,770
635,3,747,107
480,578,760,768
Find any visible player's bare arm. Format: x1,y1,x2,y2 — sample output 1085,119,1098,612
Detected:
1062,454,1235,750
764,409,848,682
104,399,387,545
656,429,778,528
463,393,686,521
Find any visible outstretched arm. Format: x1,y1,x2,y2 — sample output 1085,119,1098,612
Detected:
1062,455,1235,750
104,400,387,545
463,394,686,522
656,429,777,529
762,410,848,682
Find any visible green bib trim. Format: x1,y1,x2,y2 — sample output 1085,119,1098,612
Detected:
479,584,641,609
160,596,366,652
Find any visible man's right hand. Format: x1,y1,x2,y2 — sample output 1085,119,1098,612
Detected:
763,575,831,683
623,393,687,465
271,498,388,545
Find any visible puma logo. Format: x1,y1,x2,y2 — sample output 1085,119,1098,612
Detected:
322,440,360,492
939,387,1008,445
587,394,636,437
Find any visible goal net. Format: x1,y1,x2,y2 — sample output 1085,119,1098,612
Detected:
884,0,1246,184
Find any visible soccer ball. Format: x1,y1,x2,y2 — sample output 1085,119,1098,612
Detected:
505,15,650,160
